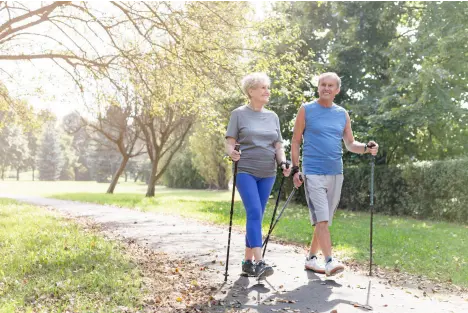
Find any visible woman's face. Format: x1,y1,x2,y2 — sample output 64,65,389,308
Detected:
249,82,270,104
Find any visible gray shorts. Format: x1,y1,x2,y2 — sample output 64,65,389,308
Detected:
304,174,344,226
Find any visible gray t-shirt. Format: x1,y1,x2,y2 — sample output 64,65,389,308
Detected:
225,105,283,178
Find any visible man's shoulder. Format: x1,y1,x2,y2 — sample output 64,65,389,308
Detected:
302,100,317,108
332,103,347,113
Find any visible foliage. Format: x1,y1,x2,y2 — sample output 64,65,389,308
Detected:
0,124,29,179
37,123,64,181
189,121,231,190
25,130,39,180
340,158,468,223
125,156,151,183
162,146,207,189
87,139,122,183
62,112,92,181
246,9,313,145
273,1,468,164
59,131,78,181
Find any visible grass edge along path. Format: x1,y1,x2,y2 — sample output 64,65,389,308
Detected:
49,192,468,288
0,198,219,313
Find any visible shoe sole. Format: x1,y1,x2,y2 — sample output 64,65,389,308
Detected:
257,267,274,280
325,266,344,277
305,265,326,274
240,268,274,279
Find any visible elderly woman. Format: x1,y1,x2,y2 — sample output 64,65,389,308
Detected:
225,72,291,279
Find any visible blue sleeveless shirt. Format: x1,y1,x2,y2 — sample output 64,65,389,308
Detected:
302,101,347,175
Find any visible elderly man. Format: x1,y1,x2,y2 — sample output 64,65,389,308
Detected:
291,72,379,276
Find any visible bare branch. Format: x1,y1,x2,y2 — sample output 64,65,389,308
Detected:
0,53,109,68
0,2,67,33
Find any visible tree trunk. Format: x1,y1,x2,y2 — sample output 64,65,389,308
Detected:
1,168,4,180
124,171,128,182
16,168,20,181
32,167,35,181
146,161,158,197
134,172,139,182
106,156,130,194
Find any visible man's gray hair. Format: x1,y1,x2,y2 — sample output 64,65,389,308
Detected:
318,72,341,89
241,72,271,98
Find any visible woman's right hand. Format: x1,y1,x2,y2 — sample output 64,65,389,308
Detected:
230,149,241,162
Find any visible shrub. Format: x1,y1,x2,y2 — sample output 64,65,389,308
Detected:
282,158,468,223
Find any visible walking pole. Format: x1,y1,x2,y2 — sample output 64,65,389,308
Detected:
369,143,376,276
363,144,377,311
262,175,302,250
224,144,240,282
262,162,290,258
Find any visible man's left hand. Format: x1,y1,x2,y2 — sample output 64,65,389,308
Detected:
367,141,379,156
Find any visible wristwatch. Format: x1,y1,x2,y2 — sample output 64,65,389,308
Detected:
291,165,300,177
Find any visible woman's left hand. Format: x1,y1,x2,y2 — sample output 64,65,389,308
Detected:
282,163,291,177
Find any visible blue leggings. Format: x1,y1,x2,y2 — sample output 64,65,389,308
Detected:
236,173,276,248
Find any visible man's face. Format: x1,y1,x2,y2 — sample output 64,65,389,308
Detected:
318,77,340,101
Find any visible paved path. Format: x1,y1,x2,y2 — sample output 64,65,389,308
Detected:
3,194,467,313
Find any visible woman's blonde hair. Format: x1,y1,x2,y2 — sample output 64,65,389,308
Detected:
241,72,271,98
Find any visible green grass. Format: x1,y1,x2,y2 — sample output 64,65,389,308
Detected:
0,198,146,313
0,180,233,200
49,189,468,287
1,180,467,287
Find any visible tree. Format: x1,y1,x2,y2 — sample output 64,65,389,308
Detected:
59,130,78,180
8,125,29,180
0,124,28,180
26,130,39,180
62,111,93,181
87,139,122,183
127,2,251,197
84,96,145,193
247,9,313,144
37,123,64,181
268,2,468,164
369,2,468,162
163,145,207,189
135,90,196,197
1,1,252,116
0,82,35,130
189,121,230,190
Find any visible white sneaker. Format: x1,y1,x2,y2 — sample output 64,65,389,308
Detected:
325,259,345,276
304,256,325,274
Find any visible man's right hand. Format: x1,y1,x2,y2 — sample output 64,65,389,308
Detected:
229,149,241,162
293,172,303,188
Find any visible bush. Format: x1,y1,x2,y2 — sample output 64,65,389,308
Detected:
280,158,468,223
340,158,468,223
163,148,208,189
